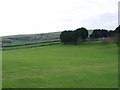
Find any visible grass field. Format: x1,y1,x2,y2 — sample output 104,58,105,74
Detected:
2,42,118,88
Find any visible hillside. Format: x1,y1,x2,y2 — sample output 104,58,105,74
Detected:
0,30,94,50
1,32,61,45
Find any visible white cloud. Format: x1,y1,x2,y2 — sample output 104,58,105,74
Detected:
0,0,119,36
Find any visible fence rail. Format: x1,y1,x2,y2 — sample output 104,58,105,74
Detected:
2,40,60,47
1,40,61,51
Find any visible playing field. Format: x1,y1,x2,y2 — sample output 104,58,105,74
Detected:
2,42,118,88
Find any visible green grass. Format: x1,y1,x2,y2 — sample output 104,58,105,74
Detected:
2,42,118,88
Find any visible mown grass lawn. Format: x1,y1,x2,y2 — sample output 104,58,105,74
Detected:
2,42,118,88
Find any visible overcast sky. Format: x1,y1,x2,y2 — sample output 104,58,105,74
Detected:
0,0,119,36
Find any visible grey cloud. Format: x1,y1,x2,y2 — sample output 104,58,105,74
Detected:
81,13,118,30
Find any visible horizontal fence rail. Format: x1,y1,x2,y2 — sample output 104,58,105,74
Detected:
1,40,61,51
2,40,60,47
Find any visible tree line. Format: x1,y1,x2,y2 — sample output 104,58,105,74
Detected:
60,27,88,44
60,25,120,45
90,26,120,41
90,29,112,41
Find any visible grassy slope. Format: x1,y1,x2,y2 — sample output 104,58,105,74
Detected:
1,30,93,46
2,42,118,88
1,31,61,47
2,31,61,38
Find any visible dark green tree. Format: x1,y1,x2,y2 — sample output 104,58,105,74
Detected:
92,29,103,39
75,27,88,41
115,25,120,34
114,25,120,46
60,27,88,44
108,30,115,37
60,30,68,44
101,29,109,38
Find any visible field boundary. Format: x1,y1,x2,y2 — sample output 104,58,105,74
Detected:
1,42,60,51
2,39,60,47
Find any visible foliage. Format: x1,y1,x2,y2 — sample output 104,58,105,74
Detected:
108,30,115,37
114,25,120,46
114,25,120,34
60,27,88,44
90,29,109,41
75,27,88,40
